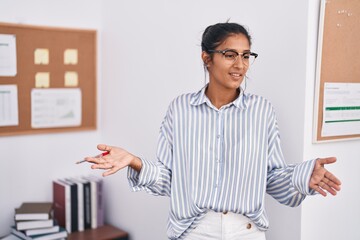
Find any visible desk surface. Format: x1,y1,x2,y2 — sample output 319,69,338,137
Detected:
67,224,128,240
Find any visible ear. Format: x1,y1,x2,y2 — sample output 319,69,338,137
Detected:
201,51,211,67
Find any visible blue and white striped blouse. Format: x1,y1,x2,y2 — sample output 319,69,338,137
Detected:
128,85,316,240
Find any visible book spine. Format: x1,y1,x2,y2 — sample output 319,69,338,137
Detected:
90,180,97,229
77,181,84,231
69,183,78,232
83,182,91,229
64,182,71,233
53,181,66,229
11,227,31,240
97,179,104,227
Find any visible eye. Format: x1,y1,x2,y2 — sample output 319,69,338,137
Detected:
223,51,237,60
242,53,251,59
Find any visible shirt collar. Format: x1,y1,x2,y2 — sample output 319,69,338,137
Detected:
190,84,248,109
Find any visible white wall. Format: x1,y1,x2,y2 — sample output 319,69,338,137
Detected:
0,0,102,237
100,0,309,239
301,1,360,239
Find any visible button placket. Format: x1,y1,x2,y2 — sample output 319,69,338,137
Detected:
214,110,224,189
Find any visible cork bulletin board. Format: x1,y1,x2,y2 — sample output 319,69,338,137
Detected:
0,22,97,136
314,0,360,142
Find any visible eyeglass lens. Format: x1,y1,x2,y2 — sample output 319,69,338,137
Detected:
223,51,256,66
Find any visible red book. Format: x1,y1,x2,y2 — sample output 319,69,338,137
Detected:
53,180,71,232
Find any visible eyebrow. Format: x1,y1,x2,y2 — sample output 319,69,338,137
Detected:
225,48,251,53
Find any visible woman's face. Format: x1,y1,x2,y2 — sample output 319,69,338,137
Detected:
206,34,250,91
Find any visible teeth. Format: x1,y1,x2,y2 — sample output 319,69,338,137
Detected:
230,73,241,77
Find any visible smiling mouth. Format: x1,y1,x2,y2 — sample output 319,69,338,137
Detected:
230,73,243,77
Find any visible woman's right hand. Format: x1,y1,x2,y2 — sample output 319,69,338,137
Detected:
85,144,142,177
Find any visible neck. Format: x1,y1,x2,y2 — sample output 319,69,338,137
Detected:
205,83,240,109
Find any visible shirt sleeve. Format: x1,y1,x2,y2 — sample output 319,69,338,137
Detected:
127,103,174,197
266,107,317,207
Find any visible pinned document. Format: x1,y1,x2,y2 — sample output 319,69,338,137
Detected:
35,72,50,88
0,85,19,126
64,72,78,87
64,49,78,65
321,82,360,137
34,48,49,65
31,88,82,128
0,34,17,76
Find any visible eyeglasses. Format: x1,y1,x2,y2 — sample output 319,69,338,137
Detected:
208,49,258,66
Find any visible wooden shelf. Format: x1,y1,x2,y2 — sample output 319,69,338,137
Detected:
67,225,128,240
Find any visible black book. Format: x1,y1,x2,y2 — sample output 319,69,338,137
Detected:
69,177,86,232
82,180,92,229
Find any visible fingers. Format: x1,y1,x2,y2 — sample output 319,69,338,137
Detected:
84,144,112,163
103,168,118,177
87,144,131,177
310,181,327,196
84,156,105,164
310,173,341,196
97,144,112,152
321,176,340,191
314,185,327,197
91,162,113,170
325,171,342,187
89,155,114,170
310,157,342,197
317,157,337,166
92,162,126,177
318,181,336,196
88,155,127,177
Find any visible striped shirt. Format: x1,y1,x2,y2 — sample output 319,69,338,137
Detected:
128,85,316,240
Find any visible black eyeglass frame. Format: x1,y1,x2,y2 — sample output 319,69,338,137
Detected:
207,49,258,63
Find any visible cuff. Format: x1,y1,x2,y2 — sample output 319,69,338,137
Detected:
127,157,160,191
292,159,317,195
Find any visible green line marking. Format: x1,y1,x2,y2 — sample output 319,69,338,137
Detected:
325,119,360,123
326,106,360,111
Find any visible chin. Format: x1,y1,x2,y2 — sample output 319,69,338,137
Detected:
229,80,243,89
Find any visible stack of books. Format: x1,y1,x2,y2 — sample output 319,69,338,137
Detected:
52,175,104,234
10,202,68,240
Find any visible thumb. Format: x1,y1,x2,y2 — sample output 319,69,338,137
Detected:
318,157,337,165
97,144,112,152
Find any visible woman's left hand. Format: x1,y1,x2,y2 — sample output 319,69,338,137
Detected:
309,157,341,196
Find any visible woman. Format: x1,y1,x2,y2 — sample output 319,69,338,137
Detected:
86,22,341,240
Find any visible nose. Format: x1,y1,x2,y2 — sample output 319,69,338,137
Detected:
233,56,245,69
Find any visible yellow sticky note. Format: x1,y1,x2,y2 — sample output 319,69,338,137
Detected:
34,48,49,65
35,72,50,88
64,49,78,65
64,71,78,87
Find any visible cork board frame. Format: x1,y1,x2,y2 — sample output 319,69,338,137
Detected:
313,0,360,142
0,22,97,136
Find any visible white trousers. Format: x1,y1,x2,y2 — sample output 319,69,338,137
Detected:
185,211,266,240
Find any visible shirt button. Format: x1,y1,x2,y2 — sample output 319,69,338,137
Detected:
247,223,252,229
217,134,221,138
